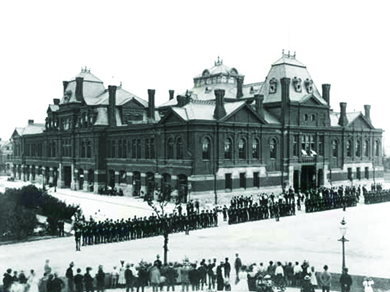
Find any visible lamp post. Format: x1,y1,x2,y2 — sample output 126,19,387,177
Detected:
338,217,349,271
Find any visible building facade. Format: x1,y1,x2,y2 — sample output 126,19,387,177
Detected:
11,53,384,204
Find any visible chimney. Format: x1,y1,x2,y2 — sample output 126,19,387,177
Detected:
28,119,34,125
53,99,60,105
364,105,371,123
108,85,117,127
236,77,243,99
213,89,227,120
75,77,84,102
338,102,349,127
322,84,331,104
176,95,190,107
63,81,69,94
255,94,265,120
148,89,155,120
169,90,174,100
281,77,291,126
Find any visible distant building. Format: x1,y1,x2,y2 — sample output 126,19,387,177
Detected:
11,53,384,204
0,139,13,175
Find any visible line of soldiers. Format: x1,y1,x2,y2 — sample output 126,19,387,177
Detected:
363,189,390,204
73,209,218,250
303,186,358,213
226,194,296,225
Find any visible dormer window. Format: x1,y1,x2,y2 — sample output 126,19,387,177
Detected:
250,86,255,94
228,77,235,84
269,78,277,94
205,87,211,93
221,76,227,83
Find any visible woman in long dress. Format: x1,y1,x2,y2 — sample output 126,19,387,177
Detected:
234,266,249,291
363,277,374,292
27,270,39,292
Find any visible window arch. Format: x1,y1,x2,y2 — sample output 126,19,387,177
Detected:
332,140,338,158
346,140,352,157
176,137,183,159
238,138,246,159
167,138,174,159
224,138,232,159
364,139,369,156
355,139,361,157
375,140,380,156
81,141,85,158
252,138,260,159
270,138,277,159
202,137,211,160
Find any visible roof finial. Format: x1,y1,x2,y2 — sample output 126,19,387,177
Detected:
215,56,222,66
282,49,285,56
120,81,122,87
293,51,296,58
288,50,290,57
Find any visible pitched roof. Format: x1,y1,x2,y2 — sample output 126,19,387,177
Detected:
87,87,148,107
330,111,371,128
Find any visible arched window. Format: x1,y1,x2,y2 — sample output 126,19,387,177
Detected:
52,142,56,157
375,140,380,156
364,140,369,156
202,137,210,160
81,141,85,158
112,140,116,158
346,140,352,157
270,138,277,159
176,138,183,159
238,138,246,159
238,139,246,159
355,140,361,157
252,139,260,159
332,140,338,157
87,140,91,158
167,138,174,159
224,138,232,159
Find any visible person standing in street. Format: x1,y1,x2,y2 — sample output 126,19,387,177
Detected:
84,267,94,292
74,269,84,292
234,253,242,282
224,258,231,280
65,262,74,292
319,265,331,292
339,267,352,292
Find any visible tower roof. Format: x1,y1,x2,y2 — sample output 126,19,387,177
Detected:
260,51,327,105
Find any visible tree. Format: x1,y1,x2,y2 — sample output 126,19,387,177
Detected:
144,185,179,265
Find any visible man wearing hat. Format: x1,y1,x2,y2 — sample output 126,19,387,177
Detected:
66,262,75,292
301,275,315,292
339,267,352,292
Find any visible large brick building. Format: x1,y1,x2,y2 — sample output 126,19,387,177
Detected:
11,52,384,204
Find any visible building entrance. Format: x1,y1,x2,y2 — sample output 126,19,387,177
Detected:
64,166,71,188
301,165,316,192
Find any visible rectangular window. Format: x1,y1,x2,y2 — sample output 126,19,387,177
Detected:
150,138,155,159
145,139,150,159
253,172,260,188
137,139,141,158
356,167,361,180
225,173,232,190
239,173,246,189
318,136,324,156
365,167,369,179
293,135,298,157
347,167,353,181
132,139,136,159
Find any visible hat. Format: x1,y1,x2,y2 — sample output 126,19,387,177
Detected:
304,275,311,281
70,262,74,266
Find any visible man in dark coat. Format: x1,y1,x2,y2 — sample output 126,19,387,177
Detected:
224,258,231,279
3,269,13,292
74,268,84,292
234,253,242,281
84,267,94,292
339,267,352,292
125,264,133,292
51,273,65,292
216,261,224,291
66,262,75,292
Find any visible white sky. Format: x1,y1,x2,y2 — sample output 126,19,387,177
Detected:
1,0,389,151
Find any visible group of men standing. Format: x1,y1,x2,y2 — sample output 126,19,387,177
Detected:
73,208,219,251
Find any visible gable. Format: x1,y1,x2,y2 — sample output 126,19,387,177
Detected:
159,110,185,124
349,115,373,130
300,95,323,106
121,98,146,108
223,105,266,124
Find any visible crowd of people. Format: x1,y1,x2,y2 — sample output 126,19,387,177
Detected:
225,194,295,225
3,255,362,292
362,183,390,204
72,207,219,251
